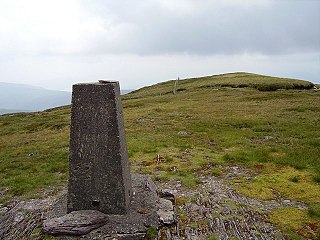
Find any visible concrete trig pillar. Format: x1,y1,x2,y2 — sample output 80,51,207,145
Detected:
67,81,132,214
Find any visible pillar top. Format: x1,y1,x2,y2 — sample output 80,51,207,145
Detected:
73,80,119,86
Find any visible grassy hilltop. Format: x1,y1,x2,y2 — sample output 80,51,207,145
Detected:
0,72,319,238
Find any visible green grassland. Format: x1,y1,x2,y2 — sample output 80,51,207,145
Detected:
0,72,319,238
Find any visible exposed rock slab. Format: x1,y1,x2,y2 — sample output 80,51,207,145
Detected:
0,196,61,240
43,210,108,235
156,165,308,239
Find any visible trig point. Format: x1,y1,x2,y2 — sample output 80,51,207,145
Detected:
43,80,175,238
67,81,132,214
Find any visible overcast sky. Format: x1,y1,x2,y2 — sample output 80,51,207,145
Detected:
0,0,319,91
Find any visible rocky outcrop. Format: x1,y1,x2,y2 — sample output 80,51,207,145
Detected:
42,210,108,235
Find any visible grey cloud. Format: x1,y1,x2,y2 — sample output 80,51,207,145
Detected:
0,0,319,92
81,0,320,56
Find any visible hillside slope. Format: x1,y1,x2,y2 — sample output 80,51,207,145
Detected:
0,72,319,239
127,72,314,98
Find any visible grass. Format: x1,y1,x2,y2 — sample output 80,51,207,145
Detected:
268,207,319,239
0,72,319,238
128,72,314,98
207,234,217,240
145,226,158,239
0,107,70,200
230,164,320,202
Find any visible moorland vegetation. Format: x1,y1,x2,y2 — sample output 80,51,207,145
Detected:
0,72,319,239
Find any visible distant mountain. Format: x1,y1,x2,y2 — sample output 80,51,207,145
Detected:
121,89,134,95
0,108,33,115
0,82,134,115
0,82,71,114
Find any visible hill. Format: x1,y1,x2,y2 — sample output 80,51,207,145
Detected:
0,72,319,239
0,108,32,115
127,72,314,98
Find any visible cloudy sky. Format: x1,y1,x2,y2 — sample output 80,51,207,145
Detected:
0,0,319,91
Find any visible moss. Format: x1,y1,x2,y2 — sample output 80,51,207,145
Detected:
43,234,58,239
207,234,216,240
268,207,319,239
290,176,300,183
175,196,190,206
313,175,320,183
189,222,197,230
308,203,320,220
145,226,158,239
232,164,320,203
268,207,308,230
211,168,222,176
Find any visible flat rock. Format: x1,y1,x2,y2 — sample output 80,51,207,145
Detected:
43,210,108,235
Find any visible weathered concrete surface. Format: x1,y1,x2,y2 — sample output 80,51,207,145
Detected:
67,81,132,215
43,210,108,235
44,174,175,239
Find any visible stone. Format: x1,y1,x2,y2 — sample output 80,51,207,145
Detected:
177,131,188,136
157,189,176,204
43,210,108,235
0,207,8,213
67,81,132,215
156,198,175,225
264,136,274,140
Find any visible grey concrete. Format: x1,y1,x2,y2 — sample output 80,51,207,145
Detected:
67,81,132,214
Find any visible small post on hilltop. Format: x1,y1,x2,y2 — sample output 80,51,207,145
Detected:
173,77,179,95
